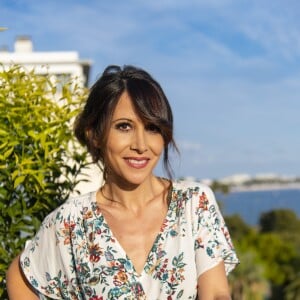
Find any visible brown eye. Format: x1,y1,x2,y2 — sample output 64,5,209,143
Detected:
145,123,161,133
115,122,132,131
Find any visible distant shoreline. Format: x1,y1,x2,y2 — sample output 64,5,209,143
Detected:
217,185,300,225
230,183,300,193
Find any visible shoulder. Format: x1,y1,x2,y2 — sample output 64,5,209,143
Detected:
171,180,221,219
63,191,96,210
25,191,98,253
42,191,97,227
172,179,215,198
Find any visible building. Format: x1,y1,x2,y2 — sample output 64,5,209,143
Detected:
0,36,102,194
0,35,91,87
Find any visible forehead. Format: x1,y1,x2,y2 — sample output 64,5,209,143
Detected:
112,91,138,120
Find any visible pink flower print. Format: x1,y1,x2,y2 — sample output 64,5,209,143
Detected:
195,237,204,249
198,192,209,210
62,220,76,245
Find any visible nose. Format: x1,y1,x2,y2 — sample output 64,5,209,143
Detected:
130,128,148,154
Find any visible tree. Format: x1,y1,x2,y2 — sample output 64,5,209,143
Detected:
210,180,230,194
258,209,300,299
229,250,270,300
224,214,252,241
0,65,89,298
255,233,298,299
225,215,270,299
285,271,300,300
259,209,300,234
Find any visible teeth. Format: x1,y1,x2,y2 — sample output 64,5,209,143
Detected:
128,159,147,165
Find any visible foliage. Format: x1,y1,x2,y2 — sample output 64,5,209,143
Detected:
285,271,300,300
225,206,300,299
229,250,270,300
255,233,297,285
259,209,300,233
210,180,230,194
258,209,300,299
0,65,89,298
224,214,252,240
225,215,270,299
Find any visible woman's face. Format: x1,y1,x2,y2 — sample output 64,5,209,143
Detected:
105,91,164,186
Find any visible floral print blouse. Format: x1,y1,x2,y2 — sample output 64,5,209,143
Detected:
20,180,239,299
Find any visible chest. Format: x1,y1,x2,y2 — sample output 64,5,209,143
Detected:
99,204,168,274
70,193,200,299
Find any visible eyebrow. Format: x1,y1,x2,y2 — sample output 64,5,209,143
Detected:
111,118,133,123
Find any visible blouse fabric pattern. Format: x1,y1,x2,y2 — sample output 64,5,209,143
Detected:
20,180,239,300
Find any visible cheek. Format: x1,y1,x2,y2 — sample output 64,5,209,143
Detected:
106,143,125,161
104,142,124,169
151,136,165,155
106,132,129,153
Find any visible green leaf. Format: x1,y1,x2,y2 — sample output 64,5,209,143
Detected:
0,129,8,136
3,148,14,160
13,175,26,188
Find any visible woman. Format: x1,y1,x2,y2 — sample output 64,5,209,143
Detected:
7,65,239,299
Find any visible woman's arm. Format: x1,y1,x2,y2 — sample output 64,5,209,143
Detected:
6,255,39,300
197,260,231,300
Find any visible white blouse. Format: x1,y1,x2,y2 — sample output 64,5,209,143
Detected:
20,180,239,299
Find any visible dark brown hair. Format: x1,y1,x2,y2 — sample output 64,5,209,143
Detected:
74,65,177,179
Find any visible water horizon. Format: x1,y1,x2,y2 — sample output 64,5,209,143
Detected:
216,188,300,226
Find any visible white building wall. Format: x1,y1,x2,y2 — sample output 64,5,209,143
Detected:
0,36,91,87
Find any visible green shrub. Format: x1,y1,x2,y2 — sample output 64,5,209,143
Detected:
0,65,89,298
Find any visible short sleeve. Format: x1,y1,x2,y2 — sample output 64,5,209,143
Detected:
20,205,78,299
193,185,239,277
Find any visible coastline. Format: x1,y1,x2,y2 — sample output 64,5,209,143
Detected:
218,185,300,225
230,182,300,193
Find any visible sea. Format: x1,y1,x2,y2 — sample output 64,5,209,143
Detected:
216,188,300,226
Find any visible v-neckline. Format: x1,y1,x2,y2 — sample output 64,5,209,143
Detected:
91,183,175,277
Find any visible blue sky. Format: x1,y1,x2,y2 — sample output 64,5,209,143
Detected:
1,0,300,180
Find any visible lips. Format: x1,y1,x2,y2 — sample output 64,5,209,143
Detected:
125,158,149,169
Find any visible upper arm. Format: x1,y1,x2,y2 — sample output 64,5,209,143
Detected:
197,260,231,300
6,255,39,300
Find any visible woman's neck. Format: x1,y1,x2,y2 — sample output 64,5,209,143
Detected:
100,176,169,211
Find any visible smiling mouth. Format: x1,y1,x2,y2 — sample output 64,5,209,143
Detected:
125,158,149,169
